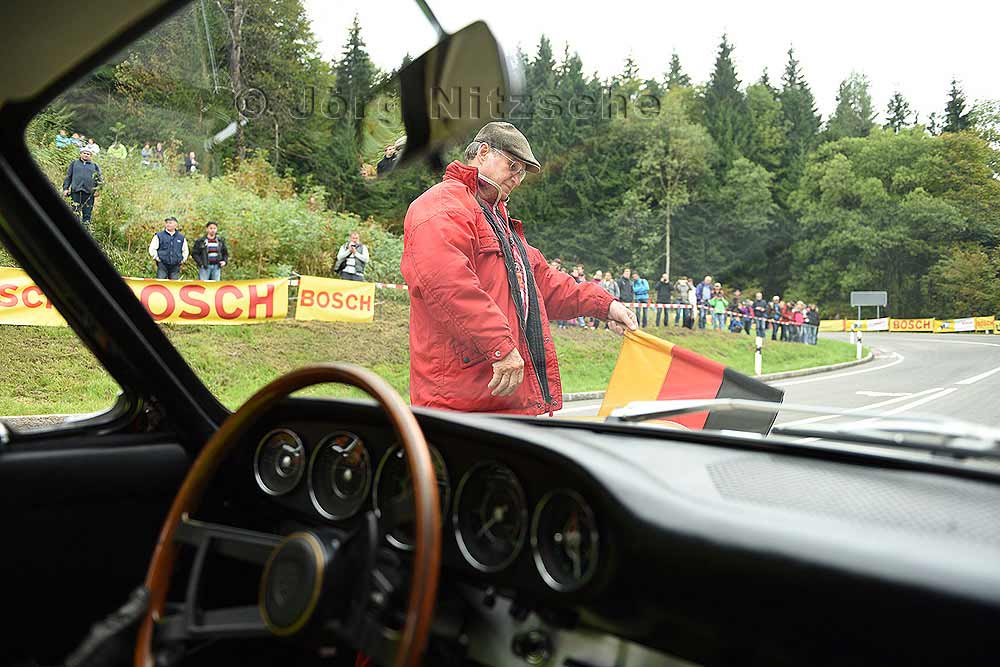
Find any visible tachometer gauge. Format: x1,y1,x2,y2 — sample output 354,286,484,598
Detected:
308,431,371,520
254,429,305,496
453,462,528,572
531,490,599,592
373,445,451,550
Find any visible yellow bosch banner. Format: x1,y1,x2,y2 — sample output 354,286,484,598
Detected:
889,318,935,333
123,276,288,324
1,267,287,325
295,275,375,323
0,267,69,326
819,319,845,332
974,316,996,331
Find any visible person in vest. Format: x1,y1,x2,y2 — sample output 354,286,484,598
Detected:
192,221,229,281
62,146,102,227
148,216,189,280
335,231,369,281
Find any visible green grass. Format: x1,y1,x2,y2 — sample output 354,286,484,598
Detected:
0,303,862,415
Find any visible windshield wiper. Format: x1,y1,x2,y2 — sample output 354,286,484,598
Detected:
609,399,1000,462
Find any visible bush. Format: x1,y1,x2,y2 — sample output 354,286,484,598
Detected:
24,138,406,284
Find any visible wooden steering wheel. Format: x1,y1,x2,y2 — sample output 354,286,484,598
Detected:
135,364,442,667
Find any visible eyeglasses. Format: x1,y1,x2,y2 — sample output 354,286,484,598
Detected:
490,147,527,180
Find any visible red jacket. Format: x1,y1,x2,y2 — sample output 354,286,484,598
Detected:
400,161,615,415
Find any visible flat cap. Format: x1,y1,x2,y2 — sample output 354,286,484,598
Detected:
473,122,540,173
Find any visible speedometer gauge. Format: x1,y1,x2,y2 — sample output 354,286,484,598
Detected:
308,431,371,520
254,429,305,496
373,445,450,550
453,462,527,572
531,490,599,592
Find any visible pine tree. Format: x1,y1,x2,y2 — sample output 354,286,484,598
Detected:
703,34,751,167
334,15,376,130
826,72,876,140
943,79,971,133
665,51,690,89
884,91,912,132
778,48,821,159
758,68,777,95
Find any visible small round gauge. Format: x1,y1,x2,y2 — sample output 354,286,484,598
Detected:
453,462,528,572
373,445,451,550
531,490,599,592
254,429,306,496
308,431,371,520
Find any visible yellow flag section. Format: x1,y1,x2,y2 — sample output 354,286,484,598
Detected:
124,276,288,324
295,275,375,323
0,267,69,326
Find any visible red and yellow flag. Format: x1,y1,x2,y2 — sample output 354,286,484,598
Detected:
599,330,783,434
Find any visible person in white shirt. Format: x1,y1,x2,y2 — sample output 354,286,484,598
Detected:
334,231,369,281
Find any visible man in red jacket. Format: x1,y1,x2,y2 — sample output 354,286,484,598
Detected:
401,122,637,415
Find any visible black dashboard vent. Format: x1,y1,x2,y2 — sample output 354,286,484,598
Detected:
707,455,1000,547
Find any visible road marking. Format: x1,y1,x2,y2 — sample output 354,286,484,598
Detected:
954,365,1000,386
777,386,944,428
856,391,911,397
792,387,959,444
771,352,904,387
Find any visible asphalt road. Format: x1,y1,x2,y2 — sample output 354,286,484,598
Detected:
555,332,1000,432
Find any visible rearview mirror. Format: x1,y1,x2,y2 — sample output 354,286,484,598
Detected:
359,21,518,178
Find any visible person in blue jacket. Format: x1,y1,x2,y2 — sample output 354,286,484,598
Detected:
632,270,650,328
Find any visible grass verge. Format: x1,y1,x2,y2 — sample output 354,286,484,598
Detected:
0,303,861,415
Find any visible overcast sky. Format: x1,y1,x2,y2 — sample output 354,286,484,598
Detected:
303,0,998,123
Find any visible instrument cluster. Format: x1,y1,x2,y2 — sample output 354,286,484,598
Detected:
252,428,602,592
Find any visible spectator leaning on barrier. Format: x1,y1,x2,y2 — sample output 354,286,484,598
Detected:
600,271,620,299
770,296,782,340
753,291,768,336
655,273,672,327
685,278,697,328
696,275,713,328
334,231,370,281
149,216,188,280
141,142,152,167
400,121,637,415
617,268,634,306
62,146,102,227
807,304,820,345
192,221,229,281
673,275,689,325
709,288,728,331
632,270,650,328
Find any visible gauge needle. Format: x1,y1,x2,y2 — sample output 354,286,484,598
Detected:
477,504,508,537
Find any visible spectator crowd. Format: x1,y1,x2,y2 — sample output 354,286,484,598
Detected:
549,259,822,345
53,128,823,343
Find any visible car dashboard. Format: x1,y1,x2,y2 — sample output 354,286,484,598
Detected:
198,397,1000,667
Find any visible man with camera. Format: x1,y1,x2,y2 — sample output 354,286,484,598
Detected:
335,231,369,281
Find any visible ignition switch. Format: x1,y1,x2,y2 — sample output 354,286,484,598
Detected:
511,629,553,665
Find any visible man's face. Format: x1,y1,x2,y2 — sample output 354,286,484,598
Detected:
350,233,360,245
206,224,218,238
80,151,91,162
661,273,669,282
165,220,177,233
703,277,712,285
622,269,631,279
479,145,527,199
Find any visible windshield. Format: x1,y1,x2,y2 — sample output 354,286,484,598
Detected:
19,0,1000,442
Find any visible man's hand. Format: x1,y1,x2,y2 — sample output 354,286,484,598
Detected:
488,347,524,397
220,261,227,267
606,300,639,335
63,189,70,196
